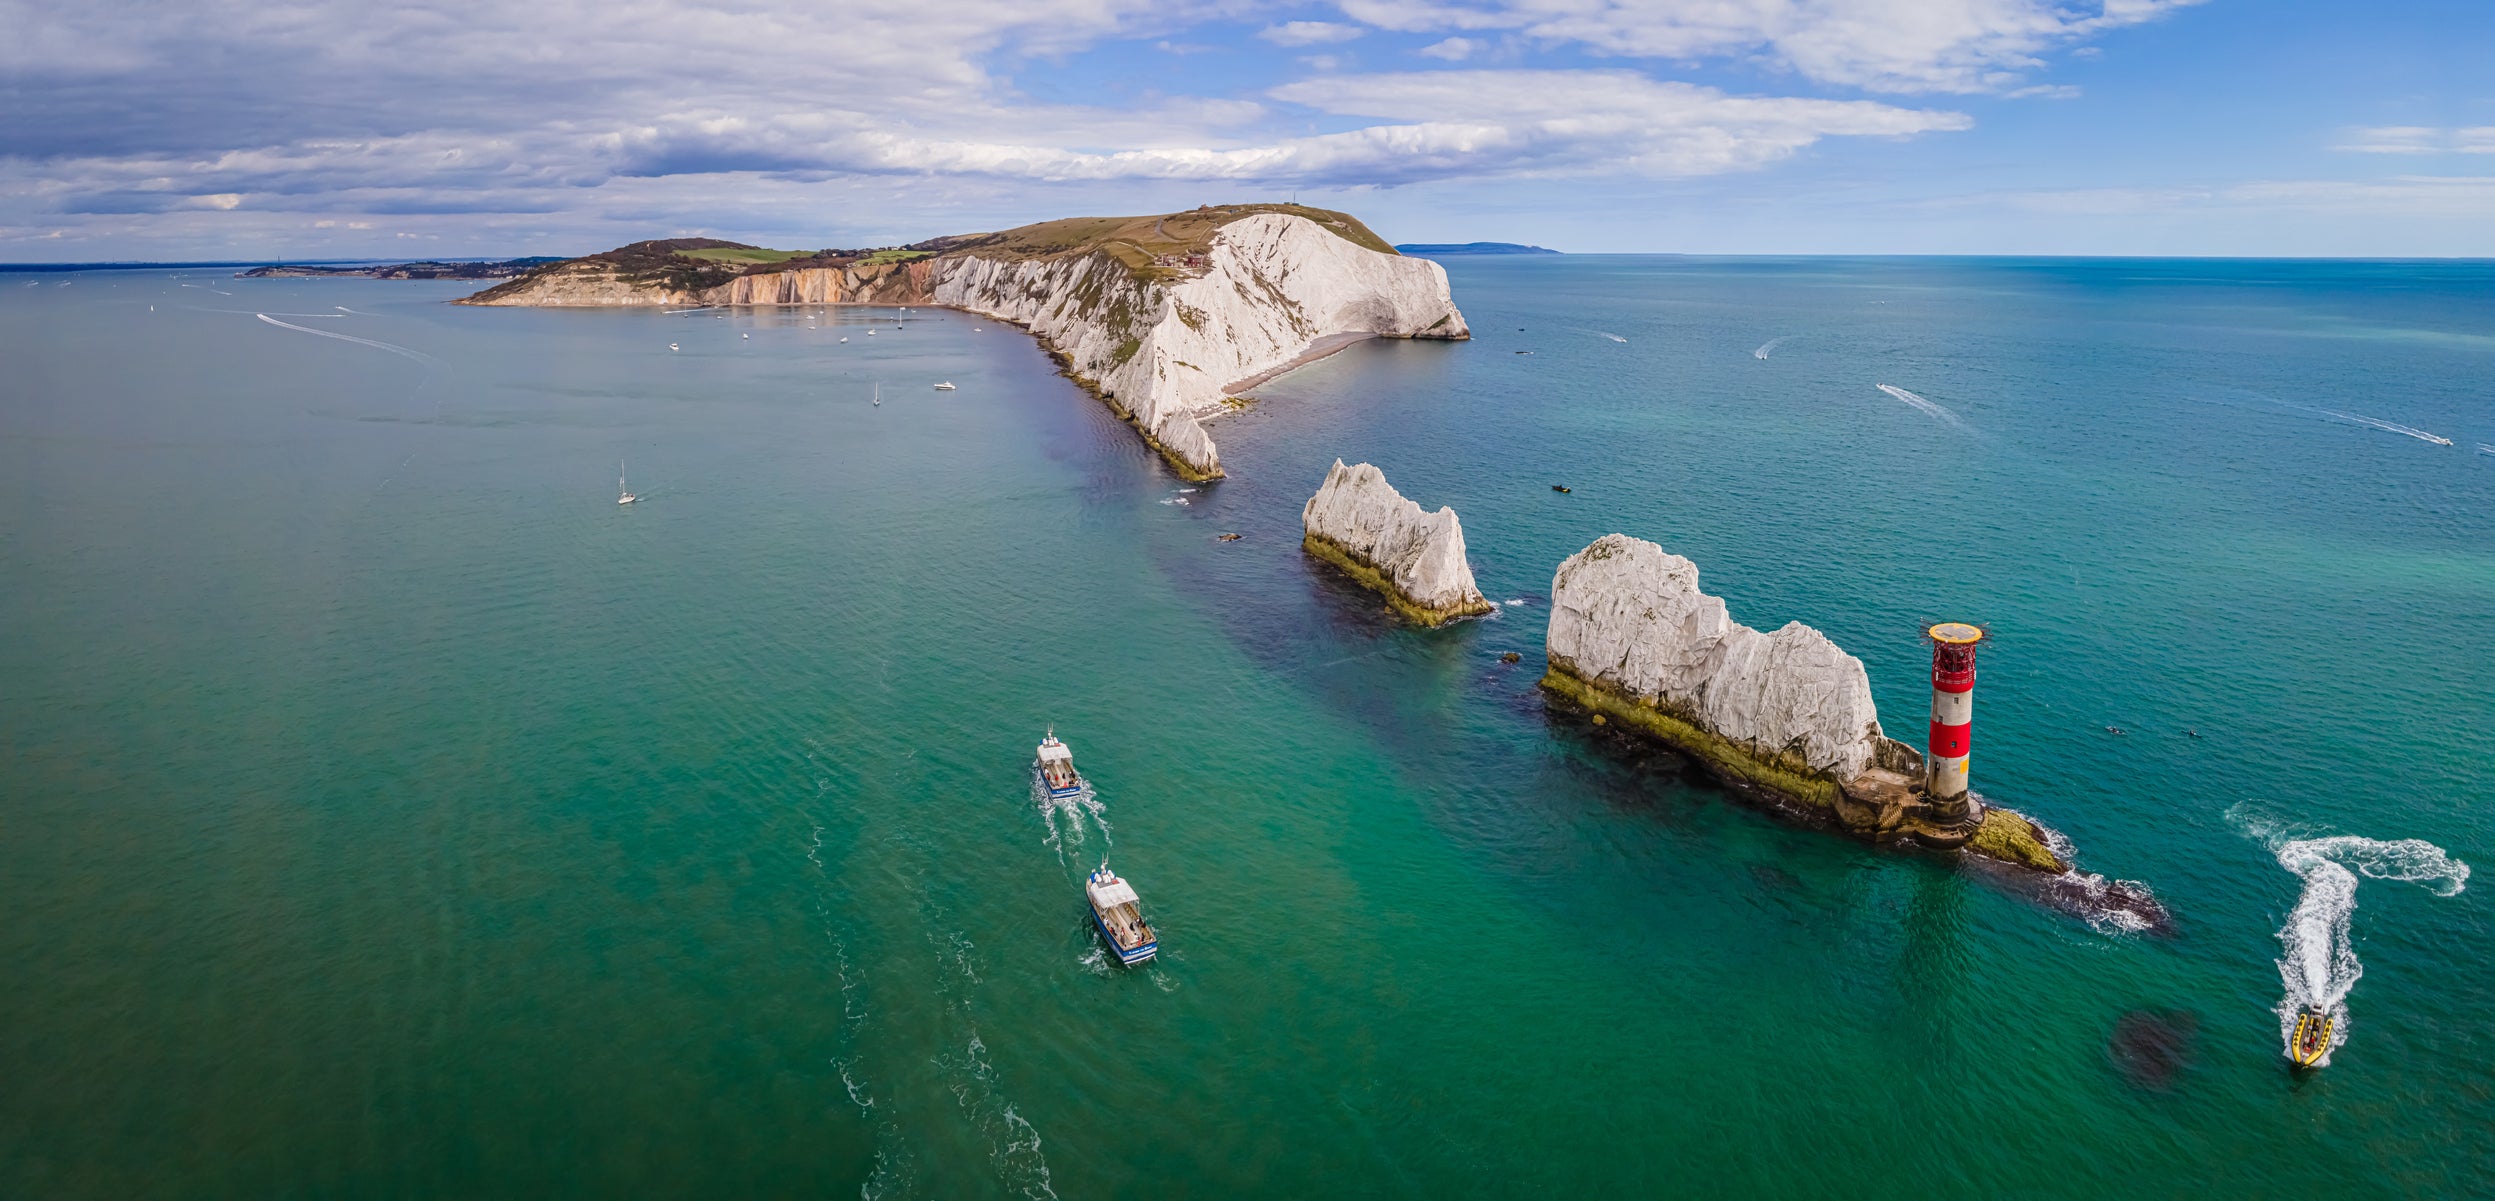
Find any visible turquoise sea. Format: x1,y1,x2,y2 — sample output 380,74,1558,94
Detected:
3,257,2490,1197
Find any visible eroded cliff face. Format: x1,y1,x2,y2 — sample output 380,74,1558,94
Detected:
1299,459,1492,624
707,259,935,306
1546,534,1886,785
931,214,1468,480
466,257,937,308
460,259,713,307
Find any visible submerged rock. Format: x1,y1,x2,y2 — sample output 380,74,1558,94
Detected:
2109,1008,2199,1091
1300,460,1493,625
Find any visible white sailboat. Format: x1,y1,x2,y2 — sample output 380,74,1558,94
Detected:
872,382,881,407
617,460,637,505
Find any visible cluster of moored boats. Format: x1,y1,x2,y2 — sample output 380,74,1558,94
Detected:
1036,729,1158,967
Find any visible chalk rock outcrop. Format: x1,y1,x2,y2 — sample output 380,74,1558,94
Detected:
1540,533,2068,873
1545,534,1885,786
934,214,1466,480
1300,460,1493,625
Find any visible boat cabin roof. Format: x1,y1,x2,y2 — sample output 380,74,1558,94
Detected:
1038,742,1073,763
1089,878,1139,909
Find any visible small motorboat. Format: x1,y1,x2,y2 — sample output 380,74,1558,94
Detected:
1035,728,1085,799
1085,865,1157,966
668,342,679,352
1551,484,1571,494
2289,1006,2333,1070
932,381,957,391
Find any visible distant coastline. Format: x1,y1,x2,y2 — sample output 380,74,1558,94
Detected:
237,258,561,280
0,257,548,274
1393,242,1560,256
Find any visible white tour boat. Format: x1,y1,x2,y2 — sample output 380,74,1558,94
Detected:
1035,729,1084,799
1086,866,1157,966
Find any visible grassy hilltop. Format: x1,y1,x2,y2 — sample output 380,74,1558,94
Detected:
469,204,1399,301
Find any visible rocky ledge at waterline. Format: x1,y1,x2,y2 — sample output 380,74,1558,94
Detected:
1541,534,2067,875
1300,460,1494,626
459,205,1469,482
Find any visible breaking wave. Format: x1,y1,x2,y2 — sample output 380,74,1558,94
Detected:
2320,408,2453,446
1982,806,2169,934
1753,335,1795,359
1875,383,1966,429
256,313,433,362
2236,807,2469,1067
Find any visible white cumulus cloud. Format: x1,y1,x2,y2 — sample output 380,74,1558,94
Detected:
1259,20,1368,46
1331,0,2204,93
2335,126,2495,155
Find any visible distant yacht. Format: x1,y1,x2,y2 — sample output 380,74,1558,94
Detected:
867,329,875,336
933,381,957,391
617,460,637,505
839,336,848,343
669,342,679,351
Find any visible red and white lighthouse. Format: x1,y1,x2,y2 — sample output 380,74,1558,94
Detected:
1924,622,1986,822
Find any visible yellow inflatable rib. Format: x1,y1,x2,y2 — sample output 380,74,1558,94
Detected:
2290,1009,2333,1069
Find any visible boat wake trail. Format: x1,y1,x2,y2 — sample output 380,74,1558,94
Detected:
256,313,434,362
1875,383,1966,429
924,927,1058,1201
1753,336,1795,359
2475,443,2494,457
2320,409,2454,446
2235,808,2469,1067
942,1028,1058,1201
1033,775,1110,864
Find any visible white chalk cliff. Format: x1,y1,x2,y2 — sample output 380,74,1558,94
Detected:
461,211,1465,481
933,214,1467,479
1546,534,1886,783
1300,460,1491,621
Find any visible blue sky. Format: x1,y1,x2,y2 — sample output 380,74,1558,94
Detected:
4,0,2491,260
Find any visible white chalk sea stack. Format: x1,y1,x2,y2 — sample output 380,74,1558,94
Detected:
938,214,1467,480
1301,460,1493,625
1546,534,1885,783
